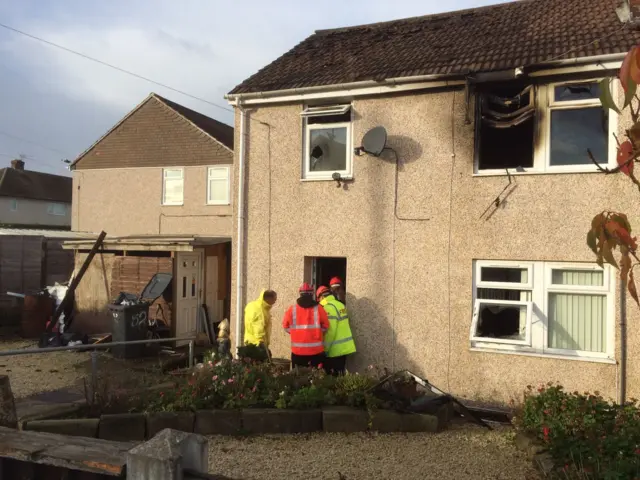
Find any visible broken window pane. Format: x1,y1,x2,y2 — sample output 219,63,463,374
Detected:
309,127,348,172
554,83,600,102
477,84,535,170
549,107,608,166
480,266,528,284
474,302,527,341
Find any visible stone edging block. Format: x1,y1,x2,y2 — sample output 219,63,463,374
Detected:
23,418,99,438
146,411,195,438
99,413,146,441
243,409,322,434
195,410,242,435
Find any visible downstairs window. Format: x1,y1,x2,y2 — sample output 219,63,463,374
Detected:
471,261,613,361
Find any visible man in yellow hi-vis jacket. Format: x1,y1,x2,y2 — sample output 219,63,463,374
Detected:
317,286,356,374
244,290,277,349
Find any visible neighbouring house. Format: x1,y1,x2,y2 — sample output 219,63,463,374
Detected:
66,93,233,337
226,0,640,404
0,159,72,229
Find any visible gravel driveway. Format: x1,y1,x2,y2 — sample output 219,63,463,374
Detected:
0,339,90,399
208,425,540,480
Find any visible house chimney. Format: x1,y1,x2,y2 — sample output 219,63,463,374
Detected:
10,159,24,171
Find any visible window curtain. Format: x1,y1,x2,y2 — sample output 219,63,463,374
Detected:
548,270,606,352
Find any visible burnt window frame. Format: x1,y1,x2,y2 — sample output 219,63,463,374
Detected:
473,77,618,175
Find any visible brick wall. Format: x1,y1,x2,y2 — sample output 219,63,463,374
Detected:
110,256,173,327
74,97,232,170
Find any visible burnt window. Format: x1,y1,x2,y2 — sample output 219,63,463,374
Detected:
476,84,535,171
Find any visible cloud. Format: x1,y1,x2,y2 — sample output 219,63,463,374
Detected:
0,0,514,173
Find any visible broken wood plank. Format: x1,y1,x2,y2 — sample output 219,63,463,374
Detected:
0,426,131,476
46,231,106,334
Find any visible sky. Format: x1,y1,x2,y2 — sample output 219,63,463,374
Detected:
0,0,513,176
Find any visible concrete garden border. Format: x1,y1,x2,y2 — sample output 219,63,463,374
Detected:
22,403,454,441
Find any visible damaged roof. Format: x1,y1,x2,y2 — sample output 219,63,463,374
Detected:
0,167,72,203
230,0,639,95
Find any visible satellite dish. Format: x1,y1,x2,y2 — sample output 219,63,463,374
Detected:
360,126,387,157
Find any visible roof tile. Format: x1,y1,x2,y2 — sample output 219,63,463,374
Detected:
230,0,640,95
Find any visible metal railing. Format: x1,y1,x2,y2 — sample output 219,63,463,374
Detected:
0,336,197,403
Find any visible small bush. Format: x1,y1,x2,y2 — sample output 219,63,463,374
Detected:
518,384,640,479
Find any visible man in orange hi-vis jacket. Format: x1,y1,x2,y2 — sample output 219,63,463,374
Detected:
283,283,329,368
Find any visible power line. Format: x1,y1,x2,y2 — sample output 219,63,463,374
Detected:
0,130,70,157
0,22,237,117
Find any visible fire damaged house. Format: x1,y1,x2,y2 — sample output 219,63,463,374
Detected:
226,0,640,403
67,93,233,339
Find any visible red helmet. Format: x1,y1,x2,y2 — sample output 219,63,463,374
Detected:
329,277,343,287
316,286,330,298
299,282,314,293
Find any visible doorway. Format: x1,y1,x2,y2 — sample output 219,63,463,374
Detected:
306,256,347,291
175,250,203,343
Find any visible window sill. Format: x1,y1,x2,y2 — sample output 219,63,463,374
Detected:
300,176,353,182
162,203,184,207
473,167,615,177
470,346,616,364
206,203,231,206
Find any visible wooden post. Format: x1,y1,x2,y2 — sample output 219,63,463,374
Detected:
0,376,17,429
46,231,106,333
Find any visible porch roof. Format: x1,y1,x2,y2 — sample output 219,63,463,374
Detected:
62,234,230,251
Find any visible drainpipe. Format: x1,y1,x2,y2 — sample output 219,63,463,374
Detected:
234,101,247,355
619,278,627,404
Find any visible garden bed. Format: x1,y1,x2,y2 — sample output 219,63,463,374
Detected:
21,354,458,441
513,383,640,479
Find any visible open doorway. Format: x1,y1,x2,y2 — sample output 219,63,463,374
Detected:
305,256,347,292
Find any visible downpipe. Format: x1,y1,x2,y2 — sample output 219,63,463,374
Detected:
235,101,247,356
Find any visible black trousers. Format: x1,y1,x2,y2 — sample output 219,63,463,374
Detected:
291,352,326,369
326,355,347,375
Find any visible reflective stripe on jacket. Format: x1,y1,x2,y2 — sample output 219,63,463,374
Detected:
320,295,356,358
283,304,329,356
244,290,272,347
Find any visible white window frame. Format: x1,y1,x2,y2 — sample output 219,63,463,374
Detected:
47,202,67,216
302,105,353,181
206,166,230,205
470,260,615,362
9,199,17,212
474,79,618,176
162,168,184,206
470,299,533,346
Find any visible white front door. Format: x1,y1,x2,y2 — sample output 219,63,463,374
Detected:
175,251,203,342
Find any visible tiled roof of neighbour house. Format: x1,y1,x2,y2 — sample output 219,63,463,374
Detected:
71,93,233,169
154,94,234,150
0,167,72,203
229,0,640,95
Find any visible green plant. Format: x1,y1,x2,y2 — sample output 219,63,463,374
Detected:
236,344,269,363
518,384,640,479
334,372,377,408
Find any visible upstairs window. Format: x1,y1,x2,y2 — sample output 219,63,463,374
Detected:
475,80,615,174
207,166,230,205
162,168,184,205
47,203,67,216
301,104,352,180
549,83,608,168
